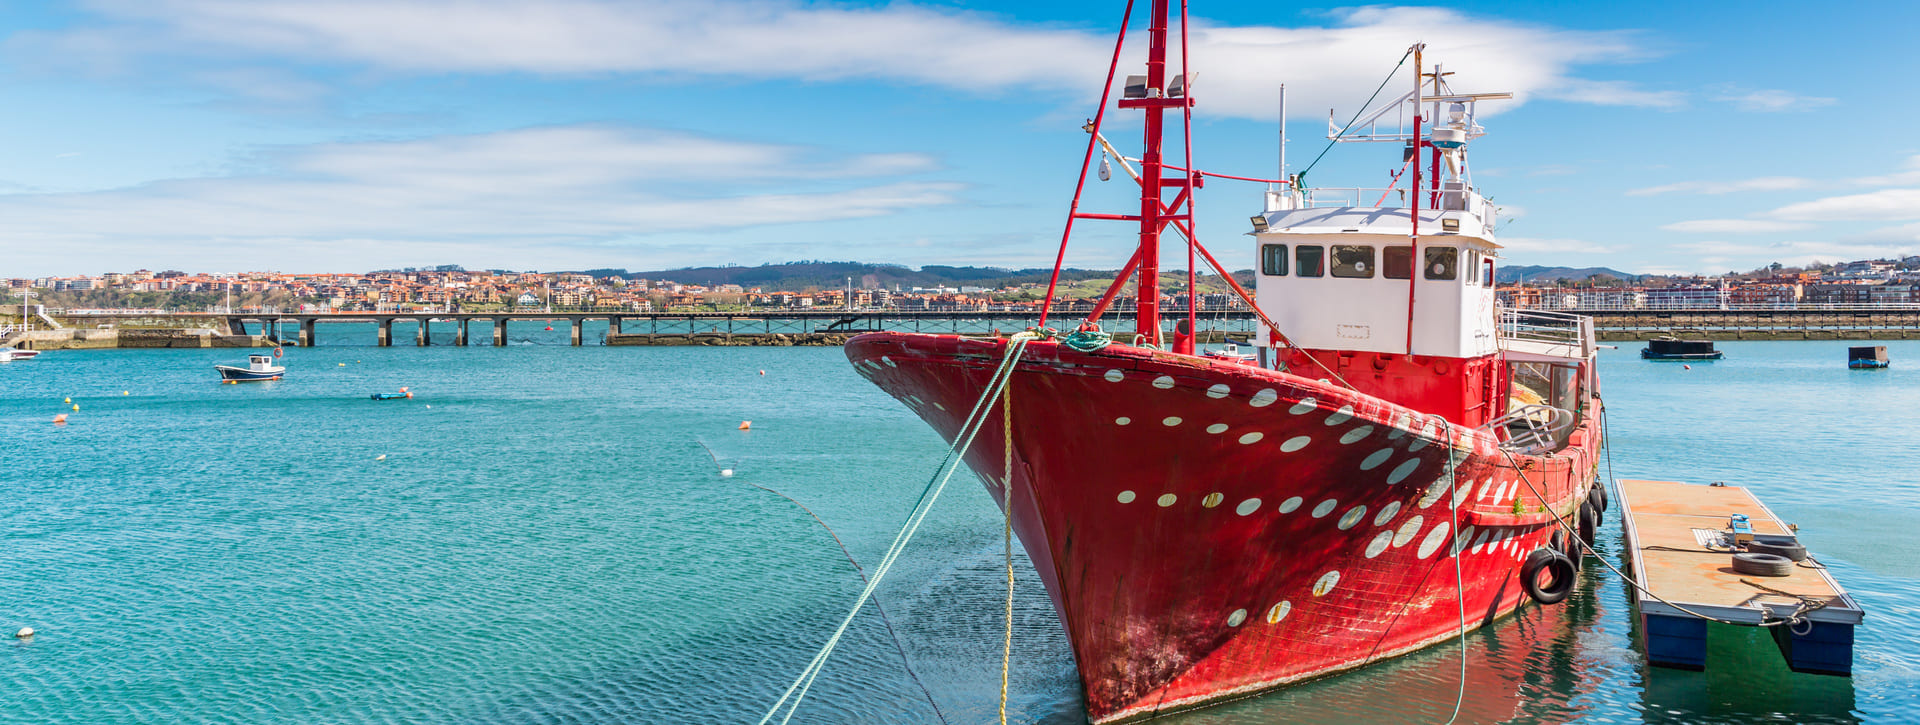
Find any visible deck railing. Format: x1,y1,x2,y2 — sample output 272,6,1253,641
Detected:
1500,307,1593,352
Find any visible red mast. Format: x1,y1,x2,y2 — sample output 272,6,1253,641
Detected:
1114,0,1191,346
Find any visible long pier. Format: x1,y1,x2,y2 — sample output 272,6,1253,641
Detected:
39,307,1920,347
57,310,1259,347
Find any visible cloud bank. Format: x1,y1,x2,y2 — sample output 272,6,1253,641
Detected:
16,1,1673,120
0,125,958,272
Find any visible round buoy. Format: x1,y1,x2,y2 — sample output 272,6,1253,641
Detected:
272,347,284,359
545,326,553,331
758,370,765,376
399,387,409,392
738,421,751,430
123,391,129,396
720,469,734,477
404,392,413,398
63,397,70,404
1683,364,1692,370
339,362,346,367
52,414,67,425
14,627,32,639
71,404,79,412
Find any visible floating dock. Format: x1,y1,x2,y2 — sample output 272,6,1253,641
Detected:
1618,479,1863,676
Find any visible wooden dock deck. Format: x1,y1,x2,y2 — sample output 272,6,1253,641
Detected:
1618,478,1863,675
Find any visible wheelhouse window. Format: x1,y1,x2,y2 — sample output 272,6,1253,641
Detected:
1330,245,1375,278
1425,246,1458,280
1383,246,1412,279
1464,250,1480,285
1296,245,1325,278
1261,244,1288,276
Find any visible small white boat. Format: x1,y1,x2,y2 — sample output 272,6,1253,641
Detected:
0,347,40,361
215,353,284,382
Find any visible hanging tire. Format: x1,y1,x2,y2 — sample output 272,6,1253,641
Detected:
1578,501,1598,547
1552,527,1582,570
1732,552,1794,577
1747,537,1808,562
1588,482,1608,513
1522,548,1577,605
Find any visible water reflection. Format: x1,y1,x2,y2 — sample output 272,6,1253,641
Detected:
1633,620,1857,724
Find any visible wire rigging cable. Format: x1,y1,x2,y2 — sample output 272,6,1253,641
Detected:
760,333,1037,725
1296,48,1415,185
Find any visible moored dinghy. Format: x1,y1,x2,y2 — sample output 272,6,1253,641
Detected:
1848,346,1889,369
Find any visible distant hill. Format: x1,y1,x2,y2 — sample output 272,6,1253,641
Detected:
1496,265,1638,284
572,261,1118,290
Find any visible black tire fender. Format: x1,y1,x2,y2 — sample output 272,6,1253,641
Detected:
1578,501,1598,547
1747,540,1807,562
1522,548,1578,605
1588,482,1609,513
1732,552,1795,577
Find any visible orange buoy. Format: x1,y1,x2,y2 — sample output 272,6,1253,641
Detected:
545,326,553,331
399,387,409,392
758,370,765,376
738,421,751,430
404,392,413,398
1683,365,1692,370
52,414,67,424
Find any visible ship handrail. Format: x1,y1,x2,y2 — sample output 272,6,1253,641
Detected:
1484,403,1575,455
1499,307,1594,355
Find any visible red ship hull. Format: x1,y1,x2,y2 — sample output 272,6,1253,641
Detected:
847,332,1602,723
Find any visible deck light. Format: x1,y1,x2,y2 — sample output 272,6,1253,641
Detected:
1249,215,1269,232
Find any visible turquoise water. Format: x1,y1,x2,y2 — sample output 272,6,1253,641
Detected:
3,337,1917,723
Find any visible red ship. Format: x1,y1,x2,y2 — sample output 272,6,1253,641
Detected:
845,3,1605,721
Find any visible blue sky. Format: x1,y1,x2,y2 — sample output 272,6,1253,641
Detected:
2,0,1917,277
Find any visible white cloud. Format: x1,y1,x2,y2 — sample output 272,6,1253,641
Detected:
1660,219,1811,234
1537,78,1684,108
1767,188,1920,222
0,125,960,273
1625,176,1812,196
1678,239,1918,267
1850,154,1920,186
1713,89,1836,112
16,2,1672,121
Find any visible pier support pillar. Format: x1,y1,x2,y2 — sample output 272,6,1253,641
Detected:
417,318,429,346
571,318,583,346
455,319,468,346
300,318,315,347
493,318,508,346
378,318,392,347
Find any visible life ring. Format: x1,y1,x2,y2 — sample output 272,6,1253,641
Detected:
272,347,284,358
1522,548,1577,605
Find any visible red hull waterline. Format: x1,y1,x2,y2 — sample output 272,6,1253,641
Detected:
847,332,1602,723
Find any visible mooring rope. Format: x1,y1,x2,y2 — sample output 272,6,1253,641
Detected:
998,384,1016,725
760,332,1037,724
1430,416,1469,725
1496,428,1822,630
